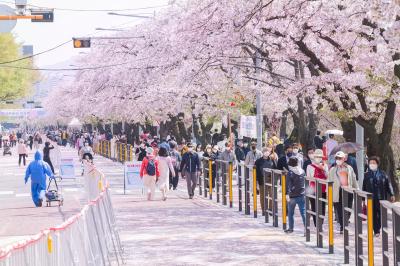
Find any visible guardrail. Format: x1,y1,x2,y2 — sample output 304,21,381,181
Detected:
0,164,123,266
199,158,398,265
97,140,134,163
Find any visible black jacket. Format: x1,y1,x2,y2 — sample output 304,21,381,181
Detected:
180,152,201,173
254,157,276,186
286,170,305,198
277,155,288,171
363,169,394,200
235,147,246,162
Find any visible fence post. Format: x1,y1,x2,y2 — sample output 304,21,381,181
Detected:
252,166,257,218
216,161,220,203
281,172,287,230
209,159,213,200
305,177,311,242
238,164,243,212
343,188,350,264
263,170,269,224
367,195,374,266
229,162,233,208
316,180,323,248
245,166,250,215
222,162,227,206
328,181,334,254
199,159,203,196
393,208,400,265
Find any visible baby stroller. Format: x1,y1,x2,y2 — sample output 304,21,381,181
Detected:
3,140,11,156
45,176,63,207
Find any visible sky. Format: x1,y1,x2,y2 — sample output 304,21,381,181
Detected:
1,0,170,67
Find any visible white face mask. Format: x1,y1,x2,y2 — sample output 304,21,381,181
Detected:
314,157,322,163
188,148,193,152
293,148,299,154
308,154,315,160
212,149,218,153
336,160,344,166
369,164,378,171
263,152,270,158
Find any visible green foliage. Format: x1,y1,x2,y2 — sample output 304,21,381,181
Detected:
0,33,38,101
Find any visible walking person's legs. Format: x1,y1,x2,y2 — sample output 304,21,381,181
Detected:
186,172,193,198
18,154,22,166
190,172,198,196
373,198,381,235
287,197,296,232
23,154,26,166
297,196,306,227
310,197,317,226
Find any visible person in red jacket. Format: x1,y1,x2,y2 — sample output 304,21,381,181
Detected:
140,147,160,200
306,149,328,227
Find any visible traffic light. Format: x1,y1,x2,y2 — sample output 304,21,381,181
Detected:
30,9,54,22
73,38,91,48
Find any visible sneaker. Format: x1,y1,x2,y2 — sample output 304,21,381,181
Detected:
189,195,193,199
38,199,43,207
284,229,293,233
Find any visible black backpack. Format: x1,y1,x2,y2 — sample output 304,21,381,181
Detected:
146,159,156,176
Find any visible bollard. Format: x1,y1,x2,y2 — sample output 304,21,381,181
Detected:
222,162,227,206
209,159,213,200
252,166,257,218
216,161,220,203
199,158,203,196
238,163,243,212
245,166,250,215
281,172,287,230
367,196,374,266
108,141,111,158
229,162,233,208
328,182,334,254
130,144,133,161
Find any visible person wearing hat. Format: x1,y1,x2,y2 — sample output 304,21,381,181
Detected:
140,147,160,201
180,143,201,199
306,149,329,227
328,151,358,233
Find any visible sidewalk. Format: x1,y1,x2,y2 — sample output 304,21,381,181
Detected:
112,188,344,265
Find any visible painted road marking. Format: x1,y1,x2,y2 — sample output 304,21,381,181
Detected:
0,191,14,195
15,193,30,197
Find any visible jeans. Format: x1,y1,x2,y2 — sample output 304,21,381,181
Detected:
288,196,306,230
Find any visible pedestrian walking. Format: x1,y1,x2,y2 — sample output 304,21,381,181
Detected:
235,140,246,163
33,133,40,150
24,151,54,207
140,147,160,201
169,141,182,190
219,143,236,164
277,144,294,171
43,141,55,174
17,139,28,166
314,130,324,149
158,147,175,201
285,157,306,234
28,135,33,150
362,156,395,237
180,143,201,199
306,149,328,227
328,151,359,233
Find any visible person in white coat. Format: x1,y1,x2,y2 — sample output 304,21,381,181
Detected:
157,147,175,201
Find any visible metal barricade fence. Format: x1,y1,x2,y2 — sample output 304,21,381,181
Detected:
238,163,244,212
343,188,374,266
263,169,278,227
0,186,123,266
380,200,400,266
305,177,334,253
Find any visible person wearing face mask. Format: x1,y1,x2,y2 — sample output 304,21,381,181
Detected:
140,147,160,201
254,147,277,215
80,142,94,161
303,148,315,173
168,141,181,190
266,144,278,162
306,149,328,227
328,151,358,233
219,142,236,164
243,141,250,156
235,140,246,163
285,157,306,234
244,141,262,167
291,143,304,168
180,143,201,199
277,145,293,171
362,156,395,237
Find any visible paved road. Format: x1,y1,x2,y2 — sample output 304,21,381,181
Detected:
0,143,84,248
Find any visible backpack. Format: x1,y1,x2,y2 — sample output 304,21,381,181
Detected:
146,159,156,176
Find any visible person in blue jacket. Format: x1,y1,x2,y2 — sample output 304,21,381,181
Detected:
25,151,54,207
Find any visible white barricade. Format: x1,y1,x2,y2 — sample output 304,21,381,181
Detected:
0,186,123,266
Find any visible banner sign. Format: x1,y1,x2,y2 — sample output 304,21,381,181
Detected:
124,161,143,191
240,115,257,138
59,158,75,179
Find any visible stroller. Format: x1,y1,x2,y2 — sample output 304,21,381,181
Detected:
3,140,11,156
45,176,64,207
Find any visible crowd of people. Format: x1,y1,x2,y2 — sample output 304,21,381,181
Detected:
2,126,394,236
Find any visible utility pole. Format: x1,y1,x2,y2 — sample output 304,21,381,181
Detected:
255,51,263,150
